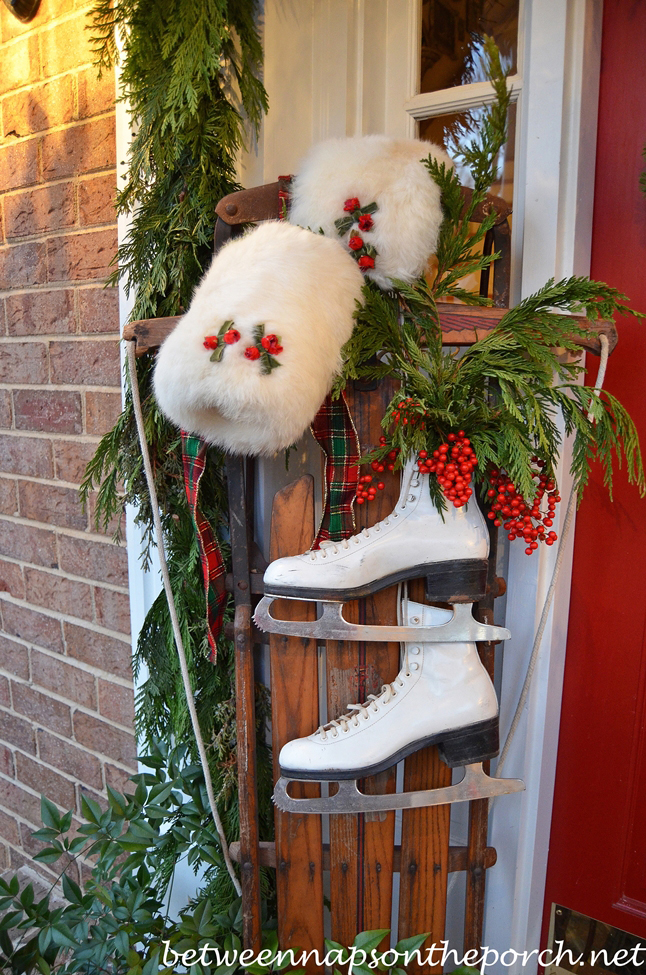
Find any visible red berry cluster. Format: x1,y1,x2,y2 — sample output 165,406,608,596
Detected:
356,437,400,505
417,431,477,508
392,397,426,427
486,461,560,555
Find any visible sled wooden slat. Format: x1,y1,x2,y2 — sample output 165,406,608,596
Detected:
269,476,325,972
326,381,401,941
123,306,616,357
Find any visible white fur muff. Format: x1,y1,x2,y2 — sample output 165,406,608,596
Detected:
153,221,364,455
288,135,453,290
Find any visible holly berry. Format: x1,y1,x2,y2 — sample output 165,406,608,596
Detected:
223,328,240,344
356,445,400,505
344,197,360,212
244,346,261,361
203,335,219,350
487,460,561,556
348,235,364,251
417,431,478,508
358,213,373,231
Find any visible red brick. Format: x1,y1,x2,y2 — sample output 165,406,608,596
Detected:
78,173,116,227
73,711,136,767
1,602,64,653
0,433,53,476
97,678,133,728
0,139,39,192
1,76,75,137
0,520,58,568
0,776,43,825
78,286,118,333
18,479,88,530
0,242,48,289
25,569,93,622
42,643,87,707
14,389,83,434
85,389,121,434
0,707,36,754
50,338,120,385
0,842,8,869
87,491,125,538
6,289,76,335
0,390,12,427
47,227,117,282
0,635,28,679
41,116,116,180
5,182,76,239
0,808,20,847
0,559,25,599
0,4,32,42
77,66,115,119
40,12,95,77
15,753,76,809
0,479,18,515
12,681,72,736
0,35,39,96
53,438,98,484
37,729,102,789
0,743,14,777
0,673,9,707
0,341,48,383
93,586,130,635
58,534,128,587
64,622,131,680
10,846,58,880
104,761,133,794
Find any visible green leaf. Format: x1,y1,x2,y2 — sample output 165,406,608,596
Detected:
352,929,390,952
40,797,61,831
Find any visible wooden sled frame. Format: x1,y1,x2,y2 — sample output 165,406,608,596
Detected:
123,182,616,964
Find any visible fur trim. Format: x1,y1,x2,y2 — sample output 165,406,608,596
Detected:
289,135,452,289
153,221,363,456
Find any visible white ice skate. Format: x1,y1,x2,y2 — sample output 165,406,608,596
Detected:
272,600,524,814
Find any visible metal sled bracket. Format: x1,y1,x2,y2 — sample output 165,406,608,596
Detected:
273,763,524,814
254,596,510,644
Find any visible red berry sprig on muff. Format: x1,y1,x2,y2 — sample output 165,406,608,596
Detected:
417,431,477,508
486,460,560,555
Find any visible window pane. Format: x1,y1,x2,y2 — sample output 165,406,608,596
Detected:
420,0,519,93
421,103,516,301
419,101,516,204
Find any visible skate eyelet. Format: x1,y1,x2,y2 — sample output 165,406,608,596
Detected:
410,662,419,671
410,646,420,654
410,616,420,625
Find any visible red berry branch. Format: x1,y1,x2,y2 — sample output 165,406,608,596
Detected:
356,437,400,505
486,461,560,554
417,431,476,508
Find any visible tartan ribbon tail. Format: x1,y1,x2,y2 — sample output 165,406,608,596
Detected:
311,392,360,547
181,431,228,661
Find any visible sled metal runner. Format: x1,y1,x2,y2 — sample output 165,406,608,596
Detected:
273,763,525,814
254,595,510,644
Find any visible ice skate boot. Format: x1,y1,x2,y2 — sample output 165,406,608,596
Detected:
272,600,524,814
262,457,489,604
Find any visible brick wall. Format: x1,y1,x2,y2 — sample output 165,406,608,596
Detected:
0,0,134,880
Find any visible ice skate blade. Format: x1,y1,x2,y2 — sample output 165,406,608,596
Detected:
272,764,525,814
254,596,510,644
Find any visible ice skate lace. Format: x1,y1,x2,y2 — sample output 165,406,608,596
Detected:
316,660,413,740
308,470,421,560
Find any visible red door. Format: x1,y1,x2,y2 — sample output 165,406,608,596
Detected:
542,0,646,940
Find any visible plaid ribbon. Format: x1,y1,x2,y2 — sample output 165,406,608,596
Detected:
311,392,360,547
181,432,227,662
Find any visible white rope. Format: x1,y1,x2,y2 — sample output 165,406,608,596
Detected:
496,333,609,778
126,340,241,895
